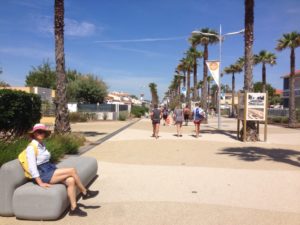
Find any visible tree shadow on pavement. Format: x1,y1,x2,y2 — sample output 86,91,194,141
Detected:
200,129,237,141
218,147,300,168
81,131,108,137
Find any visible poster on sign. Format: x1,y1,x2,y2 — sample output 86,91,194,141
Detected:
237,92,266,121
246,93,266,121
237,92,268,142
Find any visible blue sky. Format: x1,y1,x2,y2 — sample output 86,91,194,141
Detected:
0,0,299,100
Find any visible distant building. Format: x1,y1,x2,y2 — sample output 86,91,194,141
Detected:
0,86,55,102
220,93,238,108
281,70,300,108
106,91,143,105
275,89,283,96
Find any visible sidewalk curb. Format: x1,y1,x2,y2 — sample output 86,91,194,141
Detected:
78,119,141,155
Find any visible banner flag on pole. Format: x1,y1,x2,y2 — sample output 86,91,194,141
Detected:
206,60,220,86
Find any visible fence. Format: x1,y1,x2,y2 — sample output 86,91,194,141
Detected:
268,109,289,117
41,102,55,116
77,104,128,112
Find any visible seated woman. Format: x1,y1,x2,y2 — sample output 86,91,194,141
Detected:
26,124,98,217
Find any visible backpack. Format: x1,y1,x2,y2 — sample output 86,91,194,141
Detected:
18,143,38,179
163,109,168,116
195,108,203,120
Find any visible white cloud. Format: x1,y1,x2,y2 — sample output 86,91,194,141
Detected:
37,16,96,37
94,36,188,43
65,19,96,37
102,44,162,57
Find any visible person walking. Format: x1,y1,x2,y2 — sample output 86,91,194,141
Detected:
173,105,184,137
150,104,162,139
192,103,205,138
183,105,190,126
162,106,169,126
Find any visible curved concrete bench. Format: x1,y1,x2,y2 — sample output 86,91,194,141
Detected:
0,156,98,220
0,159,27,216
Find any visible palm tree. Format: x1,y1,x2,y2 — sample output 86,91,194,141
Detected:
173,73,183,96
243,0,258,141
54,0,71,134
177,60,187,88
197,80,203,95
186,46,203,101
149,82,159,106
254,50,277,92
276,31,300,128
224,63,243,117
190,28,219,113
182,55,194,105
244,0,254,92
236,57,245,67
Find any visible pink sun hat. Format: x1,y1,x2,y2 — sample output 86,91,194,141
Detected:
28,124,51,138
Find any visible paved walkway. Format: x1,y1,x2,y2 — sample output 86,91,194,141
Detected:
2,118,300,225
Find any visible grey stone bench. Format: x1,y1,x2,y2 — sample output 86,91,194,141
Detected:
0,156,98,220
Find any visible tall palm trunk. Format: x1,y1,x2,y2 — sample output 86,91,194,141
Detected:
54,0,70,134
193,56,198,101
178,77,181,96
289,48,297,127
244,0,254,91
183,70,186,88
202,44,208,110
187,68,191,105
231,73,235,117
207,82,211,109
262,62,266,92
242,0,257,141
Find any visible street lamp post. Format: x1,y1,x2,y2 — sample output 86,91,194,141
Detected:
192,25,244,130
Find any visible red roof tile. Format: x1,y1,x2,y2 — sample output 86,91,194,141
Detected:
275,89,283,95
282,70,300,78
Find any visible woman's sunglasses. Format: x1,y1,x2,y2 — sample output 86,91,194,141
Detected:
35,130,46,135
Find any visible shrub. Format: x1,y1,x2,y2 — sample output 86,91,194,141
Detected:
0,133,85,166
281,117,289,124
131,105,148,118
83,112,97,121
118,111,128,121
272,117,282,123
0,138,28,166
0,89,41,139
69,112,97,123
103,112,108,120
69,112,87,122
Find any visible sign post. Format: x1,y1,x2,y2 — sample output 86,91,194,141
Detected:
237,92,268,142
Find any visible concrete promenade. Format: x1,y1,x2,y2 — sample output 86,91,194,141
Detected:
2,117,300,225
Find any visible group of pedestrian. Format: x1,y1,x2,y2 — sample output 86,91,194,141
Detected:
150,103,206,139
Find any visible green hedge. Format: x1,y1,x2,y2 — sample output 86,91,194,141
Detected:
69,112,97,123
118,111,128,121
0,134,85,166
0,89,41,139
131,105,149,118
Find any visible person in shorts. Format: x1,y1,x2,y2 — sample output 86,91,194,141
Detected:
25,124,99,217
183,105,191,126
150,104,162,139
162,106,169,126
173,104,184,137
192,103,205,138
